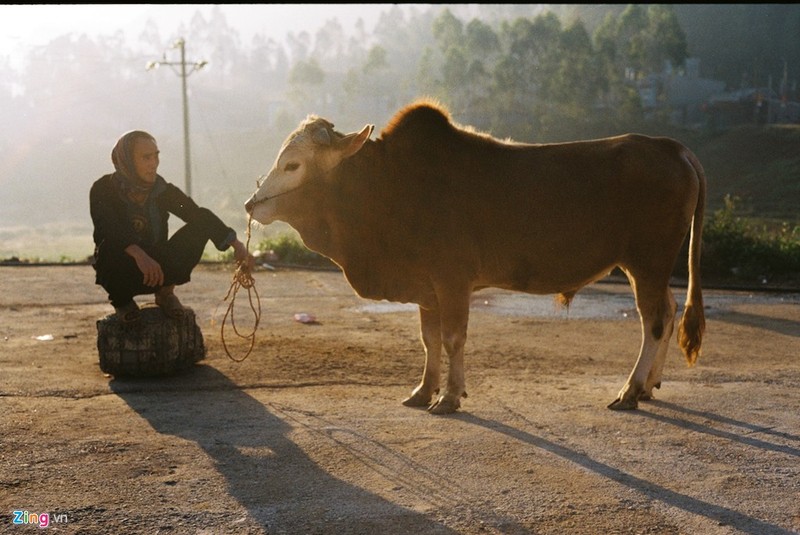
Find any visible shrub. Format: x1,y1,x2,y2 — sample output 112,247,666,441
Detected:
256,234,336,269
702,195,800,284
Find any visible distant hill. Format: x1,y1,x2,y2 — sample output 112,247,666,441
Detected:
692,124,800,222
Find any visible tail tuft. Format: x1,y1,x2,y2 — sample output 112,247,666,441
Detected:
678,303,704,366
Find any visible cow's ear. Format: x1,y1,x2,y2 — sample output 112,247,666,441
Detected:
311,126,332,146
339,124,374,159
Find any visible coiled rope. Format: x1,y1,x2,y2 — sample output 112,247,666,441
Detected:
220,214,261,362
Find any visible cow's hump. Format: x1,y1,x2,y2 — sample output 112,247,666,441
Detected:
381,100,452,139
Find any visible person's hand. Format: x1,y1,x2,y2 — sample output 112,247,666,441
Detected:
231,239,255,273
125,244,164,287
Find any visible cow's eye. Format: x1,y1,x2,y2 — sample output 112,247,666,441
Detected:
285,162,300,172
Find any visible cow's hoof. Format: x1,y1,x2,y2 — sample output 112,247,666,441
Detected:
638,382,661,401
607,396,639,410
428,396,460,415
402,391,433,408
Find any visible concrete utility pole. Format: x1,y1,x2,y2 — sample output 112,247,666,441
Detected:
146,38,207,198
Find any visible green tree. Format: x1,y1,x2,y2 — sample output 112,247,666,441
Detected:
312,19,348,70
594,12,636,118
427,9,497,121
187,6,242,87
490,13,563,139
363,45,388,75
431,8,464,52
464,18,500,60
460,18,501,126
538,20,603,138
592,4,687,129
598,4,687,79
617,4,649,78
289,58,325,86
288,58,325,112
416,46,438,97
645,5,688,72
343,44,393,120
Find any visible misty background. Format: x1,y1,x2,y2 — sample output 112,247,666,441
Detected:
2,4,798,261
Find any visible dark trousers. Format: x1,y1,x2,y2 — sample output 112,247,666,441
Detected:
95,222,210,308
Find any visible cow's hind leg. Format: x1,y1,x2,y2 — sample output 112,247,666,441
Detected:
640,289,676,401
402,305,442,408
609,279,675,410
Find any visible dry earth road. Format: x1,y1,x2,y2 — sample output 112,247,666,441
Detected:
1,264,799,534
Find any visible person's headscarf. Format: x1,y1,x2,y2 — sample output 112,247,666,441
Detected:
111,130,157,196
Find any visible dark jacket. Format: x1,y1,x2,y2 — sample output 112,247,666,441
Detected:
90,173,234,275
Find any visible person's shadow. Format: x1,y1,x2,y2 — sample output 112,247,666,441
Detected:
111,365,456,534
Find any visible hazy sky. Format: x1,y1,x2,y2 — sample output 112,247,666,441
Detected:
0,4,395,53
0,4,423,260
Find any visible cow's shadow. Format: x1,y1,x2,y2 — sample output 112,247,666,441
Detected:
458,411,793,535
642,400,800,451
715,309,800,338
111,365,456,534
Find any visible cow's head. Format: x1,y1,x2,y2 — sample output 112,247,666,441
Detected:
245,116,374,225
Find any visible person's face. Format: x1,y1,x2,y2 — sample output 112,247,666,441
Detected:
132,137,159,183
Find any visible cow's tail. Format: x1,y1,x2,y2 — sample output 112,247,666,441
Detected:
677,149,706,366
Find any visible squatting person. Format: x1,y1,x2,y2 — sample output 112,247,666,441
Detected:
90,130,254,322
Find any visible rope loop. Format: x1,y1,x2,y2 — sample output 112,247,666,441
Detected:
220,215,261,362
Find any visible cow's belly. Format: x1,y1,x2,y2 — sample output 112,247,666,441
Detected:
344,264,438,308
485,266,616,296
476,243,620,296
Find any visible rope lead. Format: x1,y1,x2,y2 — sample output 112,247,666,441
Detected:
220,214,261,362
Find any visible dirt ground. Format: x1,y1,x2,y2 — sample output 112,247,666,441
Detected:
1,263,799,534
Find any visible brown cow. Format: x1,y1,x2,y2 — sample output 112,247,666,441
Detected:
245,100,706,414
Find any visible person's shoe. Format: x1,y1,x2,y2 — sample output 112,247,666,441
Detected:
155,291,185,319
114,301,141,324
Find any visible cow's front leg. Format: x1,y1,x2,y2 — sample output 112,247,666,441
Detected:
428,285,470,415
402,305,441,408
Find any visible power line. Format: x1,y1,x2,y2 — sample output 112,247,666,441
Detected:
146,38,207,198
